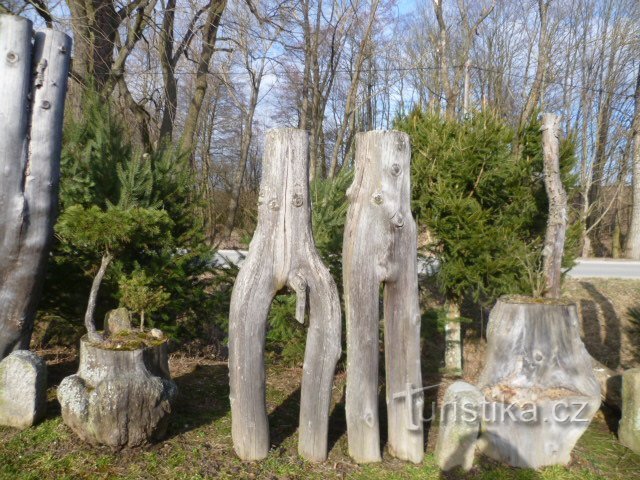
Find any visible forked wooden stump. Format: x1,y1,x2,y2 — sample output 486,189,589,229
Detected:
228,129,341,462
343,131,424,463
58,335,177,448
477,296,601,468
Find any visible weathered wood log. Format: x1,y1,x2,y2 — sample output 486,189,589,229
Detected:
0,15,71,359
57,335,177,448
228,128,341,462
477,296,601,468
540,113,568,299
343,131,424,463
443,301,462,375
619,367,640,454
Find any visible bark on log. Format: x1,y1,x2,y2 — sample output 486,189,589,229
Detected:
228,129,341,462
343,131,424,464
540,113,568,299
477,296,601,468
57,336,177,448
0,15,71,359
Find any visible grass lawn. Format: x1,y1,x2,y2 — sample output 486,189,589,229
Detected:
1,349,639,480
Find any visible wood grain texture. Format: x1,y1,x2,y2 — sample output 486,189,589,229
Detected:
343,131,424,464
540,113,567,298
228,129,341,462
0,15,71,359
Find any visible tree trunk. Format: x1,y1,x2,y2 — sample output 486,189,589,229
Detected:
179,0,227,162
518,0,551,132
626,65,640,259
228,129,341,462
140,310,145,332
477,296,601,468
159,0,177,141
84,252,113,342
343,131,423,464
541,113,568,298
444,301,462,374
225,77,261,236
0,15,71,359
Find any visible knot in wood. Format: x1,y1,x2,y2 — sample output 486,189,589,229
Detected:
41,100,51,110
363,410,374,427
268,198,280,210
59,45,67,54
35,59,48,88
372,192,383,205
390,163,401,176
292,193,304,207
6,51,18,64
396,136,406,151
391,212,404,228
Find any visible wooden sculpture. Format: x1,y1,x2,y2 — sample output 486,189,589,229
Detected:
228,128,341,462
343,131,424,463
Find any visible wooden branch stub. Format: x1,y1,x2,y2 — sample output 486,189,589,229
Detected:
0,15,71,359
228,129,341,462
343,131,424,464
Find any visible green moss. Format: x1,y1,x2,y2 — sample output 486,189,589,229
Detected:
84,330,166,351
500,295,575,306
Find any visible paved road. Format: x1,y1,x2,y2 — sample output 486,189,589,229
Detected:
210,249,248,268
565,258,640,279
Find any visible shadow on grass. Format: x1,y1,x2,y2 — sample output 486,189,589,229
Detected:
269,386,302,450
327,387,347,454
39,351,79,419
579,281,621,369
167,363,230,438
438,433,543,479
627,305,640,365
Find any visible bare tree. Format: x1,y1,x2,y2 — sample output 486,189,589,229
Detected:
626,64,640,259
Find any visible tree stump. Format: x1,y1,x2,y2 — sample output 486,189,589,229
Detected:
228,129,341,462
0,15,71,359
57,335,177,448
343,131,424,463
477,296,601,468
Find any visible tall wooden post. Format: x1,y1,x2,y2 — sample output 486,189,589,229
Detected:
540,113,567,298
343,131,424,464
0,15,72,359
228,129,341,462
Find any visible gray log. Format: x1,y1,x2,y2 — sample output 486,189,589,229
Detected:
228,128,341,462
477,296,601,468
58,336,177,448
0,15,71,359
343,131,424,463
540,113,568,298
